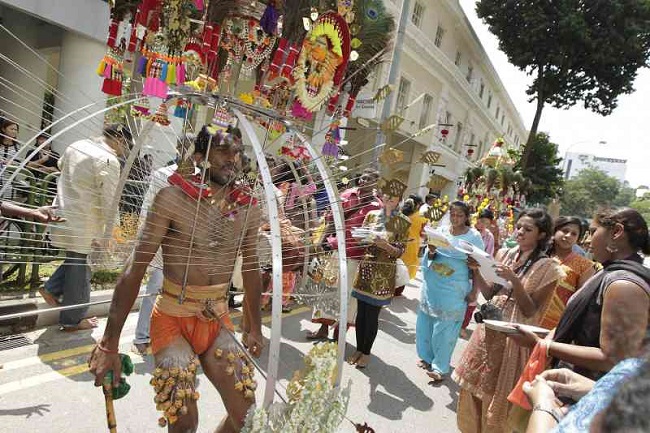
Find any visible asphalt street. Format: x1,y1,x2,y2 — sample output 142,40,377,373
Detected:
0,277,468,433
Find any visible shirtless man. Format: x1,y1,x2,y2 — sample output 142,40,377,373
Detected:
89,126,264,432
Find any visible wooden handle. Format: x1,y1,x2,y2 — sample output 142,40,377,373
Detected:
102,382,117,433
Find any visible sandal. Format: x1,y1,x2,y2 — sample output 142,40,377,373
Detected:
38,287,60,307
426,370,444,382
417,359,431,370
60,317,99,332
347,351,362,365
355,354,370,369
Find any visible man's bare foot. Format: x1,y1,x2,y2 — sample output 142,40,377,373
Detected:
38,288,60,307
60,317,98,332
347,351,362,365
132,342,151,356
417,359,431,370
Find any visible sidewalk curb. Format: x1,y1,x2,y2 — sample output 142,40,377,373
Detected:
0,288,144,329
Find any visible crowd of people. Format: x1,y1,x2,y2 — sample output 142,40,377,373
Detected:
1,116,649,432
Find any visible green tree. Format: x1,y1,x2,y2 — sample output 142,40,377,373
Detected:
613,184,637,208
630,199,650,223
560,168,620,217
476,0,650,167
515,132,564,206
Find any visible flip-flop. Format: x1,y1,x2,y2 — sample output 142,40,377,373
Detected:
38,287,60,307
347,351,362,365
60,317,98,332
417,360,431,370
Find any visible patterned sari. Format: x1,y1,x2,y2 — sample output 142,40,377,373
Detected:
452,247,564,433
539,253,595,330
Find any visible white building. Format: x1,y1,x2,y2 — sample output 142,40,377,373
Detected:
342,0,528,199
563,152,628,184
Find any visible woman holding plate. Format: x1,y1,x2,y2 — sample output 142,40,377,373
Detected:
453,208,564,433
415,201,484,381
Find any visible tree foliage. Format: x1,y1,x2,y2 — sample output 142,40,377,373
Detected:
476,0,650,166
560,168,621,217
515,132,564,206
630,199,650,223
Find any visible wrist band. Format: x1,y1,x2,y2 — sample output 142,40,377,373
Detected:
533,404,563,423
96,343,119,355
545,340,553,358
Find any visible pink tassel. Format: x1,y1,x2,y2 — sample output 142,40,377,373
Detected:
194,0,204,10
176,62,186,85
103,64,112,79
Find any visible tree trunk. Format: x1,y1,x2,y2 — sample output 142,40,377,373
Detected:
520,66,546,168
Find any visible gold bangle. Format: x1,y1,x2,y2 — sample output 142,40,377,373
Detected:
545,340,552,358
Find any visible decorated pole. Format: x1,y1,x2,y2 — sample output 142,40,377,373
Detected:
102,381,118,433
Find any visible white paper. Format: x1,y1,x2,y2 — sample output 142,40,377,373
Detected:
456,239,510,286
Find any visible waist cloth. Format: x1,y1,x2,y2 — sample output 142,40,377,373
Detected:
151,278,233,355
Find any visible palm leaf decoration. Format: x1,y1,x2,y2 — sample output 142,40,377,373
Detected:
343,0,395,114
485,168,499,193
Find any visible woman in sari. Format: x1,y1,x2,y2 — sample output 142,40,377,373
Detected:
398,197,428,286
453,208,564,433
539,216,597,330
416,201,484,381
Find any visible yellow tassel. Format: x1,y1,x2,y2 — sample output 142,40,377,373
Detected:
96,59,106,76
166,62,176,85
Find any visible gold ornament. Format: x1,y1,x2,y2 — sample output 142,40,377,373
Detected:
377,178,407,198
418,151,442,165
378,148,404,166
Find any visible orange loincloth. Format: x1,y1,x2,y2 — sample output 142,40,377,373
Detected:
150,278,233,355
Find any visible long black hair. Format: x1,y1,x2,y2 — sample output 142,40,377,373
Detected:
546,216,584,256
515,208,554,267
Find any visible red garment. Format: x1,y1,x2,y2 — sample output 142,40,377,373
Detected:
327,188,382,260
507,341,548,410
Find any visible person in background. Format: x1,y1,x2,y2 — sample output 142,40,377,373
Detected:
453,208,564,433
348,190,410,368
460,208,496,339
0,201,62,223
40,124,130,332
537,216,596,330
397,196,428,295
416,201,484,381
306,169,382,340
0,119,21,200
419,193,437,216
26,133,59,178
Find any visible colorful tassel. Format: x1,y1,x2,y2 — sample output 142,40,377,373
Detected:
344,93,357,117
268,38,288,79
281,44,299,79
137,55,147,76
260,3,279,35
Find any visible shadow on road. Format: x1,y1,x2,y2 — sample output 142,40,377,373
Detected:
0,403,51,418
427,367,460,413
32,325,96,382
378,308,416,345
386,292,420,315
357,355,433,420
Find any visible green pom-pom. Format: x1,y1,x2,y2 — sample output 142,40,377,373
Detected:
105,353,134,400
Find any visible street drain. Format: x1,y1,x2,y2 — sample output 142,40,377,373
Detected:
0,334,32,351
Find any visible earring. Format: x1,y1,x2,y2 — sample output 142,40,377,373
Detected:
606,243,619,254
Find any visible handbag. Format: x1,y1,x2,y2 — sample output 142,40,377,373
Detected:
394,258,410,288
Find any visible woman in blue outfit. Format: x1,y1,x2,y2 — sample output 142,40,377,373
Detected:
416,201,484,381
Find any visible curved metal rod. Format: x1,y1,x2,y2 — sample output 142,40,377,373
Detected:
233,108,284,408
294,131,348,386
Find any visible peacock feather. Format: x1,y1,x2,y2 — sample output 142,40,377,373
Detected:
345,0,395,96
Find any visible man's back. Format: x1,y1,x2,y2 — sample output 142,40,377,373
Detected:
49,138,120,254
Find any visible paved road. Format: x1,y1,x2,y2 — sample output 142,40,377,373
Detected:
0,278,467,433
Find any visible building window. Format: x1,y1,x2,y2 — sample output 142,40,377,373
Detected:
434,26,445,48
507,124,512,136
466,65,473,83
395,77,411,112
454,51,462,66
455,122,464,151
479,80,485,98
419,93,433,129
445,111,452,124
495,106,500,120
501,114,505,126
411,2,425,28
514,135,520,147
487,92,493,109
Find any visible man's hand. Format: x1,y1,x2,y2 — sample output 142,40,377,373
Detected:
540,368,595,401
31,206,64,224
88,344,122,388
247,329,265,358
